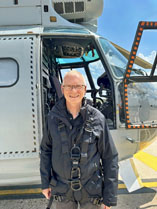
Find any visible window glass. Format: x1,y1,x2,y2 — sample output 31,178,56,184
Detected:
0,59,18,87
89,60,105,89
99,38,127,78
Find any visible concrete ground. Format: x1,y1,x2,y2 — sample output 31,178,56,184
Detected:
0,191,157,209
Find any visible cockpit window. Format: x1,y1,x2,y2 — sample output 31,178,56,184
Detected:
99,37,153,78
89,60,105,89
99,38,127,77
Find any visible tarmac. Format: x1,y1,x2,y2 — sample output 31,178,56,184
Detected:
0,191,156,209
0,140,156,209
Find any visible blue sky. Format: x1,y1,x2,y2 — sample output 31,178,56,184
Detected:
98,0,157,63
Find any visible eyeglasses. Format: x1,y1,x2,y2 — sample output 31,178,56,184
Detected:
63,85,86,91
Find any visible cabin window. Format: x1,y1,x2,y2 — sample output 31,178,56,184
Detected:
0,58,18,87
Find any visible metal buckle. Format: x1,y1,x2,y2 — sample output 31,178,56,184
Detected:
71,179,82,191
71,167,81,179
71,145,80,160
53,195,63,202
92,198,102,206
70,167,82,191
84,122,92,132
58,122,65,130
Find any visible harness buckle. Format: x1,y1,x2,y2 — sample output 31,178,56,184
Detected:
71,167,81,178
71,145,80,160
70,167,82,191
58,122,65,130
53,195,64,202
91,197,102,206
84,121,93,132
71,179,82,191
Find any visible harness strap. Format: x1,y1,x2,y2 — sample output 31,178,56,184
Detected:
57,110,94,192
46,196,53,209
58,121,69,154
80,113,93,164
58,121,71,179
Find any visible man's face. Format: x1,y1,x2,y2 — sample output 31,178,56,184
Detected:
61,74,86,106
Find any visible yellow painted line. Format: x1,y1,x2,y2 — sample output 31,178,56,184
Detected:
0,182,157,196
118,182,157,189
118,184,126,189
0,188,41,195
134,151,157,171
143,182,157,187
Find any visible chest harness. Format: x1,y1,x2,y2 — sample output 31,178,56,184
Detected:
47,111,103,208
58,110,93,192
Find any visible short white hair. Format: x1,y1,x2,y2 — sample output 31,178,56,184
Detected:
63,70,86,86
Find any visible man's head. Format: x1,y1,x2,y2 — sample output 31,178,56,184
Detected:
61,70,86,106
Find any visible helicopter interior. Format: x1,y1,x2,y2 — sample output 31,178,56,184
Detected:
41,37,115,129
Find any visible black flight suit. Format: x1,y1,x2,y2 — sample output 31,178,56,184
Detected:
40,97,118,208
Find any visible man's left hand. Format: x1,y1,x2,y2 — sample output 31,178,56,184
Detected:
100,204,111,209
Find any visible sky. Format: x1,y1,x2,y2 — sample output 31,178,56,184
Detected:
97,0,157,63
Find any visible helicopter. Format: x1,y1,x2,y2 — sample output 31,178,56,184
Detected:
0,0,156,197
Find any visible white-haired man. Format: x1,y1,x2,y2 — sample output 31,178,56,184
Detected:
40,70,118,209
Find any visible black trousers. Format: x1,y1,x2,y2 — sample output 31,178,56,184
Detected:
51,200,103,209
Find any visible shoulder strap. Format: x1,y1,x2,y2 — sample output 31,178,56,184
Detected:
80,110,94,164
58,121,70,154
58,120,72,179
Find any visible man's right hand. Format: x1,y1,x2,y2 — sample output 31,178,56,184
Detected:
42,188,51,199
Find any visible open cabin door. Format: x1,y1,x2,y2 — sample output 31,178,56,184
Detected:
0,35,40,159
122,21,157,129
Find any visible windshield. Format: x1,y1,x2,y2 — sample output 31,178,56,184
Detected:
99,38,150,78
99,38,127,77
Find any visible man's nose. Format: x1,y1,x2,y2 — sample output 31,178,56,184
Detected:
71,86,78,90
71,87,77,91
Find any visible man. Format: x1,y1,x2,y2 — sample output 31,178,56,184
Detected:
40,70,118,209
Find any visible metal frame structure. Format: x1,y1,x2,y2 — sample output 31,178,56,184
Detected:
124,21,157,129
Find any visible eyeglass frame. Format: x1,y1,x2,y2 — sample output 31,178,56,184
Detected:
62,85,86,91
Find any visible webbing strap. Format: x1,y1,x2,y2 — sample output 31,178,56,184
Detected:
46,196,53,209
80,112,93,164
58,121,70,179
80,137,89,164
58,122,69,154
72,125,84,147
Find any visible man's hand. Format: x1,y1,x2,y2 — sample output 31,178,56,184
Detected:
101,204,111,209
42,188,51,199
